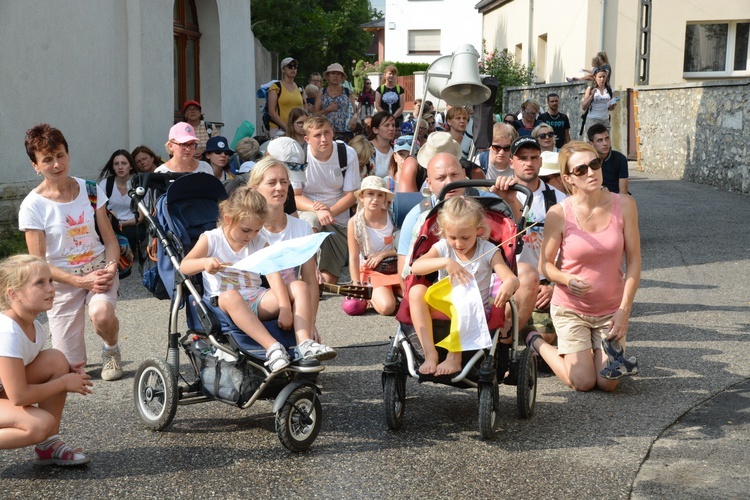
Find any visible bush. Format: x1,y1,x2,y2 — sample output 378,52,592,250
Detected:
0,230,28,259
479,43,535,114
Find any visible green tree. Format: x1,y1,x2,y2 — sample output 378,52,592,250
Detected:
251,0,373,81
479,43,535,114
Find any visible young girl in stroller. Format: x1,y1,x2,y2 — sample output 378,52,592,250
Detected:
179,186,335,373
410,196,519,376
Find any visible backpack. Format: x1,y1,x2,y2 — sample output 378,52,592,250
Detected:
304,141,349,175
85,180,134,279
257,80,303,132
534,181,558,228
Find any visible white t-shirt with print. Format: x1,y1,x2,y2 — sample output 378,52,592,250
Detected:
260,214,313,283
516,181,566,275
292,142,361,226
18,177,106,269
201,227,267,299
0,314,48,391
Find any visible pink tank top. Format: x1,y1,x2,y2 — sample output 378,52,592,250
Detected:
551,193,625,316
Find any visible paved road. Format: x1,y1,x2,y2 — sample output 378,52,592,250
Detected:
2,172,749,498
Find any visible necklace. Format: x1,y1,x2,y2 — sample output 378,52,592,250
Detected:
547,112,560,120
574,199,596,222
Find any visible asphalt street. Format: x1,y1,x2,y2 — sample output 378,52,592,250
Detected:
1,171,749,498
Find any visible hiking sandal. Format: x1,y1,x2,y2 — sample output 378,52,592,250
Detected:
264,342,290,373
298,339,337,361
34,439,90,466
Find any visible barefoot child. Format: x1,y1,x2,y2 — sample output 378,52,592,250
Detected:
180,186,335,373
347,176,400,316
410,196,519,376
0,255,93,465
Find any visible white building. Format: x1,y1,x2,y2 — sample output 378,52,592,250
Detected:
383,0,484,64
0,0,256,193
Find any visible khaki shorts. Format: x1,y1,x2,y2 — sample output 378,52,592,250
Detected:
550,304,624,355
299,211,348,278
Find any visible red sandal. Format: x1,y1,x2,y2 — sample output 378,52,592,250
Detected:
34,438,90,466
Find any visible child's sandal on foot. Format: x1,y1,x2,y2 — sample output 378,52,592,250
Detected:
34,439,90,466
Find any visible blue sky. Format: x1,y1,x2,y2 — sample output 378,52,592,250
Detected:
371,0,385,15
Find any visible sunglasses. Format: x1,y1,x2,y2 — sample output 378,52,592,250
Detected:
286,64,298,69
504,119,516,124
569,157,602,176
490,144,511,152
171,141,197,150
395,136,413,146
536,133,554,140
284,161,307,172
212,151,230,156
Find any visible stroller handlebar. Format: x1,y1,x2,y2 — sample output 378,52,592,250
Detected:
438,180,534,211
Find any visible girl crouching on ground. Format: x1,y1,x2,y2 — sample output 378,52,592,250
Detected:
0,255,93,465
180,187,335,372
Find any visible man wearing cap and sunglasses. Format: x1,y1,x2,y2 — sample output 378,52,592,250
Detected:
490,136,567,344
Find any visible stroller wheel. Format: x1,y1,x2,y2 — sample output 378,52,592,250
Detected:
517,347,538,419
478,378,500,439
134,357,178,431
383,373,407,430
276,385,322,452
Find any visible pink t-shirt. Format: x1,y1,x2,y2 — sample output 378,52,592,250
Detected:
551,194,624,316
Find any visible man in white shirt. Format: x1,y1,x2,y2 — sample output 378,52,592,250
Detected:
491,136,567,342
293,115,360,284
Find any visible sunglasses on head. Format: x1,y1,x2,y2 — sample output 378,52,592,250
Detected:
284,161,307,172
396,136,413,146
536,132,554,140
569,157,602,176
490,144,511,152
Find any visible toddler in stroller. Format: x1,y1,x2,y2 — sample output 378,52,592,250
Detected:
410,195,519,375
130,173,330,451
180,185,335,371
383,180,538,439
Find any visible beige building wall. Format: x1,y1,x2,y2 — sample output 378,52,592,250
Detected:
480,0,750,88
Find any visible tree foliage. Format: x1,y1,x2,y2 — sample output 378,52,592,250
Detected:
251,0,374,81
479,43,535,114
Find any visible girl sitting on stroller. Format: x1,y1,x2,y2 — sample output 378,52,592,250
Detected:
346,176,401,316
410,196,519,376
0,255,93,465
180,186,335,373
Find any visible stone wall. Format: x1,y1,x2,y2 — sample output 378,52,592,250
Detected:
635,79,750,193
505,79,750,195
503,82,628,154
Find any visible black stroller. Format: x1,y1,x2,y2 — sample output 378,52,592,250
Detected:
130,173,324,452
382,180,538,439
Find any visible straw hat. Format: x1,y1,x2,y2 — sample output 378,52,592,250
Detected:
416,132,461,166
323,63,347,80
354,175,395,202
539,151,560,177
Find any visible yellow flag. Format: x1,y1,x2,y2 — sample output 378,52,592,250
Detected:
425,276,491,353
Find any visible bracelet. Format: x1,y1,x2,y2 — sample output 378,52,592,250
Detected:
106,260,117,269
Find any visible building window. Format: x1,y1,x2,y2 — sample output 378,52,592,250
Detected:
174,0,201,120
408,30,440,55
683,21,749,77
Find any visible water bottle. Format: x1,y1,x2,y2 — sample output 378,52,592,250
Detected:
192,336,212,359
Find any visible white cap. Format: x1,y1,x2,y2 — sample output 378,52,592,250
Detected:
266,137,307,183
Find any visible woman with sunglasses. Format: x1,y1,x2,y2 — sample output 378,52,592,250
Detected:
357,79,376,120
155,123,213,174
267,57,304,137
529,141,641,392
203,136,235,181
477,123,518,180
532,123,557,152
